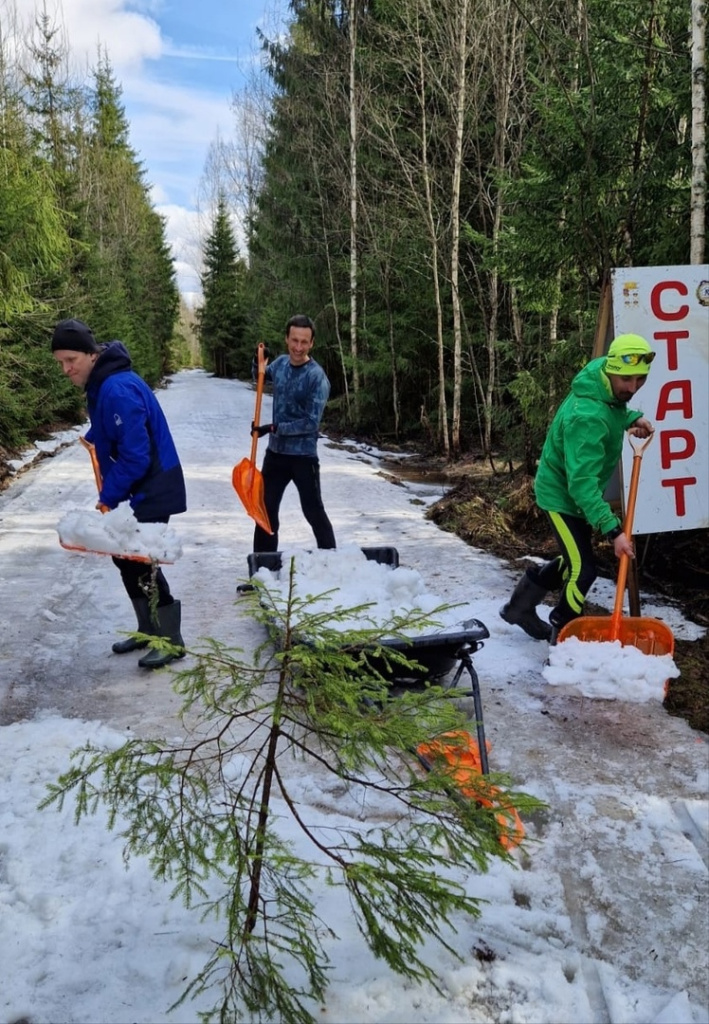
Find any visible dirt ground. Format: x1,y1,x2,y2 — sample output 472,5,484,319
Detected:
381,451,709,735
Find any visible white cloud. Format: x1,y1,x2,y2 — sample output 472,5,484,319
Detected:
13,0,163,71
10,0,282,302
156,202,205,303
120,73,236,196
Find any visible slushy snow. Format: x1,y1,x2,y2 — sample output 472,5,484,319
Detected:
0,369,705,1024
254,543,475,636
256,546,680,700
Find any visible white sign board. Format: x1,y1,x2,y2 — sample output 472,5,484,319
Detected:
612,266,709,535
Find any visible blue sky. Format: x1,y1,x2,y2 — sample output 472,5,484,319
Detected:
13,0,289,303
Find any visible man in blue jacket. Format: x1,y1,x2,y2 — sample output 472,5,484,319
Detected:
51,318,186,668
252,314,336,553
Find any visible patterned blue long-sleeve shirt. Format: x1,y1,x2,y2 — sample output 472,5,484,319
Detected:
264,355,330,457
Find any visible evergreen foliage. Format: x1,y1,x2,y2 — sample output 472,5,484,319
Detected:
240,0,699,459
41,567,542,1023
0,23,178,456
197,195,248,377
0,0,702,468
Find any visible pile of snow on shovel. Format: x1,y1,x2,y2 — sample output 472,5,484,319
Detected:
57,505,183,562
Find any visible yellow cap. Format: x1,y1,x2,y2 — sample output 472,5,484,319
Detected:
605,334,655,376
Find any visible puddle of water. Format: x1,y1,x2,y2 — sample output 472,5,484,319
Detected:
379,459,450,487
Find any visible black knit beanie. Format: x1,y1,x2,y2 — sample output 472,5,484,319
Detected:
51,319,99,354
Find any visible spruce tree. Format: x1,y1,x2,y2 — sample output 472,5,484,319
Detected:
42,566,541,1024
197,194,247,377
82,54,179,381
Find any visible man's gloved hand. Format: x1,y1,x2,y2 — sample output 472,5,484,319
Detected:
96,502,111,514
251,422,273,437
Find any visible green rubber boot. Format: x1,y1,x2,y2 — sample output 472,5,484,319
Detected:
138,600,186,670
112,597,153,654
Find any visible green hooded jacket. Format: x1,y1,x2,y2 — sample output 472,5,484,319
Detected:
534,356,644,535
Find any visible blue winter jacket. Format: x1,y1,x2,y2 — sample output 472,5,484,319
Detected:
84,342,186,520
262,355,330,458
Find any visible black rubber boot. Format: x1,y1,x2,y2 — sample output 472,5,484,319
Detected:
112,597,153,654
499,574,552,641
138,600,186,670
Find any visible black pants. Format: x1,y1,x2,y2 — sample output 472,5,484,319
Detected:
112,514,173,607
253,449,336,553
537,511,597,629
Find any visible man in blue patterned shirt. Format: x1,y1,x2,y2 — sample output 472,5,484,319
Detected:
252,314,336,553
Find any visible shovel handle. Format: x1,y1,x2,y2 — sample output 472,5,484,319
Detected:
610,431,654,635
249,344,268,465
79,435,103,493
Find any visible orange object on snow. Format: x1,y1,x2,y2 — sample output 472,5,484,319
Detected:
233,343,273,534
416,730,525,851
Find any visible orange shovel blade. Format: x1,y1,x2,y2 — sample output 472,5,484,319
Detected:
558,616,675,657
59,541,170,564
232,459,273,534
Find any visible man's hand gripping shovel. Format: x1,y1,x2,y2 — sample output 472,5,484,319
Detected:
232,343,273,535
58,437,171,564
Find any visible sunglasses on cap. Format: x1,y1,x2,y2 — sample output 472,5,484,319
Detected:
620,351,656,365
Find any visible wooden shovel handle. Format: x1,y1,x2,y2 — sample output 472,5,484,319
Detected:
249,344,268,465
79,435,103,492
611,432,654,634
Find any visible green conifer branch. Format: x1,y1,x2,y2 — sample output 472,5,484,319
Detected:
40,568,544,1023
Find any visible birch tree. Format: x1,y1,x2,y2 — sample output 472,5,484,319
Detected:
364,2,451,451
690,0,706,264
347,0,361,421
448,0,471,455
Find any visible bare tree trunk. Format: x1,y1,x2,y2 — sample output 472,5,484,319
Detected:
467,0,523,460
348,0,361,422
413,18,450,455
449,0,470,457
385,271,401,437
312,153,351,418
690,0,706,264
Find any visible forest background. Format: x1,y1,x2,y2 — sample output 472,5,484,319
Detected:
1,0,706,463
1,0,707,674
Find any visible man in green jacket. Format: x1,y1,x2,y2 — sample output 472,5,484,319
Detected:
500,333,656,643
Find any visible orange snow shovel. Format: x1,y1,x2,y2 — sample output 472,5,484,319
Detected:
232,343,273,534
58,436,170,564
558,433,674,660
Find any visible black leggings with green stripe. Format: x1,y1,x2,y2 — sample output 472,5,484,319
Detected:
527,512,598,629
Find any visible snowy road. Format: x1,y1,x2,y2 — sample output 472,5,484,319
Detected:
0,369,707,1024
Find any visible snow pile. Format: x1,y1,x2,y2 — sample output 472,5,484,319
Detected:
543,635,680,701
253,544,473,636
57,504,183,562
